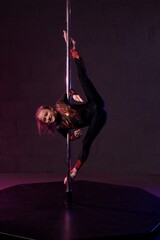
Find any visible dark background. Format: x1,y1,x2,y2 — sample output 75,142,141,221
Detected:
0,0,160,180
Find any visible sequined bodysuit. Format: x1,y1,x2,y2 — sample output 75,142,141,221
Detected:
55,57,107,166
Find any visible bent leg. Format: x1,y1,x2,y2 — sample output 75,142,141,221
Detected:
64,107,107,185
75,109,107,170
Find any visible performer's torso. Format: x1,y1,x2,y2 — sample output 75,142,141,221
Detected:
55,101,91,129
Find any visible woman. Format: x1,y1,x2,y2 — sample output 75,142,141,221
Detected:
36,31,107,184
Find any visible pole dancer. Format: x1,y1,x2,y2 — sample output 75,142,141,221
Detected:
35,30,107,184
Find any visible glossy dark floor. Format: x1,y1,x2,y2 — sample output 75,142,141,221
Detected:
0,177,160,240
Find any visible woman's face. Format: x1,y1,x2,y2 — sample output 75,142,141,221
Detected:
38,108,55,124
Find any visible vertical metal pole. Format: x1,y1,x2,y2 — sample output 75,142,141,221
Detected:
65,0,72,205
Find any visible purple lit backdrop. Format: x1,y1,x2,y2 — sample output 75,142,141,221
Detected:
0,0,160,176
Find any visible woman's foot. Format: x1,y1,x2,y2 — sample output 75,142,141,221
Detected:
64,167,77,185
70,37,76,50
63,30,79,59
63,30,76,50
